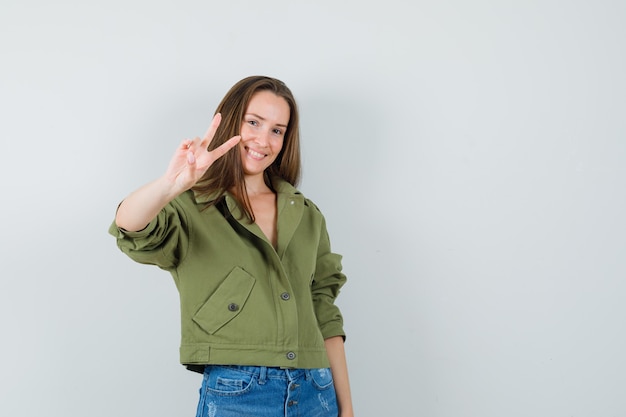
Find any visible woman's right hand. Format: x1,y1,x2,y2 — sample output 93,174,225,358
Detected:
165,113,241,194
115,113,240,232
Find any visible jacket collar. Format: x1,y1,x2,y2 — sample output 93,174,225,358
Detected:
191,178,304,258
191,177,301,205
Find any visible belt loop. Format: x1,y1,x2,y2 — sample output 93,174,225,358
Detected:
258,366,267,385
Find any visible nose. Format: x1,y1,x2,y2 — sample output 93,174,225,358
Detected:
254,129,271,147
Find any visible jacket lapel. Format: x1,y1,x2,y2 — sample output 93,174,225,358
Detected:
191,180,304,258
276,189,304,259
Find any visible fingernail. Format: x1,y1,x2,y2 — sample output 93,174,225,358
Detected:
187,152,195,164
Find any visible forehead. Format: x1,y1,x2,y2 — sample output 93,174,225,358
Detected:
245,90,290,124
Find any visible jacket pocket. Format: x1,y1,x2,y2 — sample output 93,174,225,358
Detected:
192,267,256,335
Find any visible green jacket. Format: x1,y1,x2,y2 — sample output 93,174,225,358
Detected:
109,179,346,373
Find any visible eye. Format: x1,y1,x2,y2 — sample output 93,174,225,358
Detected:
247,120,259,126
273,128,284,135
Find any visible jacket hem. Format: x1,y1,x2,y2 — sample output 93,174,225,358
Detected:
180,343,331,373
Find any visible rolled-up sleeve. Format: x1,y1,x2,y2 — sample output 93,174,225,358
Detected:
311,216,347,340
108,199,190,271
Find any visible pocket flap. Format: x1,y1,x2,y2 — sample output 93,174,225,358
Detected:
192,267,256,335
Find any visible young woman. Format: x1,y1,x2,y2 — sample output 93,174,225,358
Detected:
109,76,353,417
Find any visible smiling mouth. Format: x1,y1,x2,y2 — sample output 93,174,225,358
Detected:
245,146,267,160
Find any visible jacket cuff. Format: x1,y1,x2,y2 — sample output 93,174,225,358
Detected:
108,216,158,239
320,320,346,341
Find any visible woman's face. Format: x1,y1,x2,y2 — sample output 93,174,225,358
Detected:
239,90,290,178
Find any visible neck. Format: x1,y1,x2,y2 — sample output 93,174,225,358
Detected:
244,173,272,197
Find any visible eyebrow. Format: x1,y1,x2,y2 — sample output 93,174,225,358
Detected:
245,112,288,128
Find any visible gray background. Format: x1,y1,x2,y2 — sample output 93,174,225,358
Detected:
1,0,625,416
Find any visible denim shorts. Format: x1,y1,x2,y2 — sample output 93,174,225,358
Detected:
196,365,338,417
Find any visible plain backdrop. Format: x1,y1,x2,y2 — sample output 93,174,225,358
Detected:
1,1,625,416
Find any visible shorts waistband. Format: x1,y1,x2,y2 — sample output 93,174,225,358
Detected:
203,365,326,384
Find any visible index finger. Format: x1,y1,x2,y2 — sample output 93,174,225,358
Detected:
200,113,222,148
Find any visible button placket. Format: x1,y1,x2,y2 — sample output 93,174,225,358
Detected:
286,378,301,411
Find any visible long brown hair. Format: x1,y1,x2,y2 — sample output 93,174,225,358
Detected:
192,76,301,221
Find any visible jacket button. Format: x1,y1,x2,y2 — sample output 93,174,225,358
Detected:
228,303,239,311
280,292,291,301
289,200,295,205
286,351,296,360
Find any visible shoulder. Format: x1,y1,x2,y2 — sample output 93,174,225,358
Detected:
273,178,324,213
164,190,222,227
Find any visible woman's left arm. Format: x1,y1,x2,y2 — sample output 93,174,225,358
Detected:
325,336,354,417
